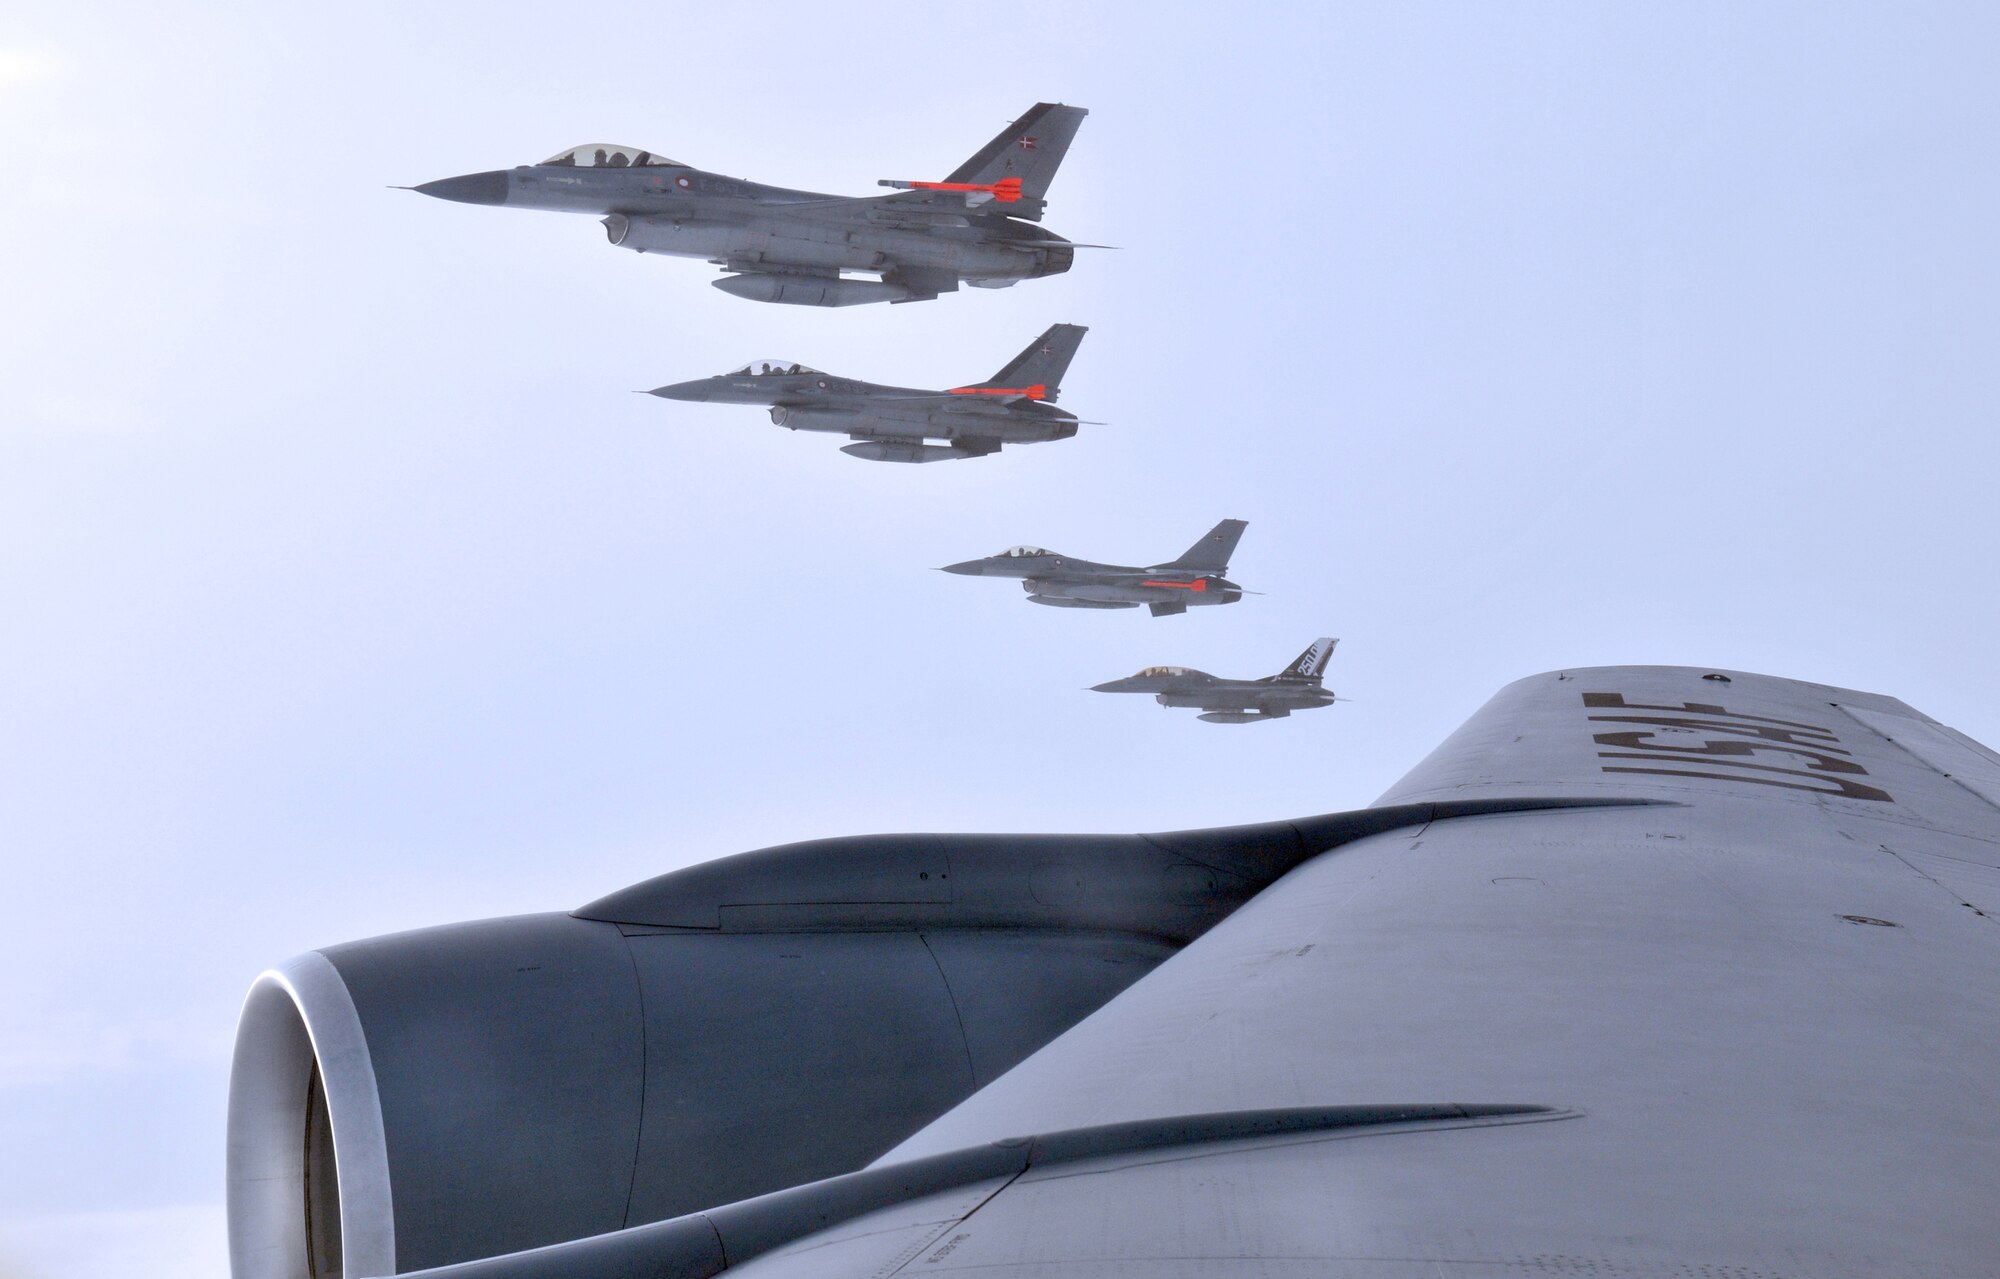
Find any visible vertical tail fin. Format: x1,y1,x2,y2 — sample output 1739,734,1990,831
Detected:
968,324,1088,401
945,103,1089,205
1273,637,1338,683
1154,519,1248,573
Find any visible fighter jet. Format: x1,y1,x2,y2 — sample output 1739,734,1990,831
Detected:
650,323,1089,464
1092,637,1340,722
407,103,1090,306
943,519,1249,616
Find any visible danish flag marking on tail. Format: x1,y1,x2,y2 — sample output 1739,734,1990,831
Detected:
1018,136,1038,150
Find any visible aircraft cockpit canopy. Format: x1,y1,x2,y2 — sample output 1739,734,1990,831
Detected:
1135,666,1194,678
540,145,683,168
730,360,819,377
1000,546,1052,558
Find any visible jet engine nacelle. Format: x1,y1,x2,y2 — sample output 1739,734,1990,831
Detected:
226,821,1370,1278
228,805,1616,1279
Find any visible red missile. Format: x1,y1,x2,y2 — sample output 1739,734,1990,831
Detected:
1141,578,1210,592
947,382,1047,399
878,176,1024,202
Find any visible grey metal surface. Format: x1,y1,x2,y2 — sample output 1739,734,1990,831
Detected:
574,799,1636,943
323,914,644,1273
227,952,396,1279
621,931,971,1223
919,931,1173,1087
229,665,2000,1277
390,1107,1560,1279
260,917,1175,1274
409,104,1087,306
230,796,1633,1276
783,665,2000,1277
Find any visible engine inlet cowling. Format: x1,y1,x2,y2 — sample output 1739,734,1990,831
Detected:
228,953,397,1279
228,914,647,1278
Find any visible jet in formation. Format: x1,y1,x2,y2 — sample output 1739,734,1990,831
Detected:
651,323,1089,464
943,519,1248,615
225,666,2000,1278
407,103,1090,307
1092,636,1339,722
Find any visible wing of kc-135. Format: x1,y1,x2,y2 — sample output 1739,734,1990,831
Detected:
228,665,2000,1279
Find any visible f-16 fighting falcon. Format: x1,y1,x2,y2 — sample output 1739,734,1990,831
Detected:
406,103,1089,306
1093,637,1339,722
942,519,1249,616
650,323,1089,464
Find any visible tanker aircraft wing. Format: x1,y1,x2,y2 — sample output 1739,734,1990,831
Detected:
408,103,1090,307
227,665,2000,1279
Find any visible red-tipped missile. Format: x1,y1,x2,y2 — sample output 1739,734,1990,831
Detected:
947,382,1047,400
877,176,1024,203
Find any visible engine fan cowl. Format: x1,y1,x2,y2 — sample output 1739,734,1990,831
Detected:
228,913,643,1279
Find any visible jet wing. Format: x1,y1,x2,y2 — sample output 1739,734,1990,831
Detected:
709,667,2000,1278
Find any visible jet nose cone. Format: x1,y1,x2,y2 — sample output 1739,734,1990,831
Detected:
939,561,985,576
649,382,710,403
413,170,510,205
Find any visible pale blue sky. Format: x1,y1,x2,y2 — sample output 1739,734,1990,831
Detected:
3,3,1997,1275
